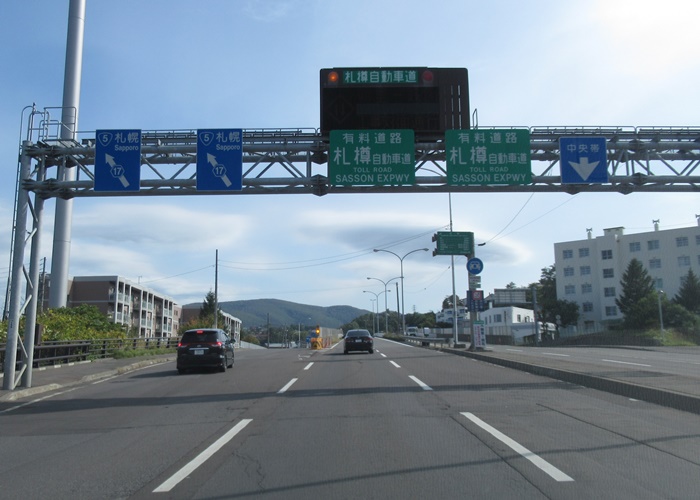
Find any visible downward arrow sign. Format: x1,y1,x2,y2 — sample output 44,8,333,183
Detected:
568,157,599,181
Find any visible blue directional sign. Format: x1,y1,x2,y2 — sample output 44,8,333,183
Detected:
467,257,484,275
197,129,243,191
560,137,608,184
94,129,141,192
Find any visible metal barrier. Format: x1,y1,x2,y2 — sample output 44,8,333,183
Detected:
403,336,449,347
0,337,179,369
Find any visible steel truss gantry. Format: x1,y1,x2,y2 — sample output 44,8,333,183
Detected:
19,125,700,199
4,119,700,391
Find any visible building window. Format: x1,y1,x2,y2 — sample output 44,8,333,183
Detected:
696,235,700,245
601,249,613,260
676,236,689,247
564,267,574,277
563,249,573,259
648,239,660,250
581,283,592,294
654,278,664,290
494,314,502,323
579,247,590,258
604,287,616,297
582,302,593,312
603,268,614,278
678,255,691,267
629,241,641,252
605,306,618,317
565,285,575,295
649,258,661,269
580,265,591,275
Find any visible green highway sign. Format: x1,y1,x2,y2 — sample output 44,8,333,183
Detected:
329,130,415,186
433,231,474,256
446,129,532,185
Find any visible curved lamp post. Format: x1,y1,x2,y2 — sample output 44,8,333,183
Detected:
367,276,400,334
373,248,428,335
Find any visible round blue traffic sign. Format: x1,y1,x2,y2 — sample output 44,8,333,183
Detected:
467,258,484,275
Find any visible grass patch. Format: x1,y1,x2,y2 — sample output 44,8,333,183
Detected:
111,347,176,359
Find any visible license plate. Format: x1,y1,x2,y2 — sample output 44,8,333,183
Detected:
193,348,205,355
355,339,362,343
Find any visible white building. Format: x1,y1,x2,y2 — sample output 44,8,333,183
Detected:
554,221,700,332
435,305,468,325
479,305,539,345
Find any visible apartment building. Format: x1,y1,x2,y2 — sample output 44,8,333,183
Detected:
554,221,700,332
44,275,180,337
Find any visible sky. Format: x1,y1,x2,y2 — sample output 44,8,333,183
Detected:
1,0,699,320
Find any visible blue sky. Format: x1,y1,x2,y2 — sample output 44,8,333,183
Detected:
1,0,699,318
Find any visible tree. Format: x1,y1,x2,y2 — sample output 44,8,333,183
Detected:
441,295,463,310
616,258,655,317
200,290,217,319
530,265,579,329
674,268,700,314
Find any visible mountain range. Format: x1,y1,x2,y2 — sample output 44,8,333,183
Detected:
213,298,370,329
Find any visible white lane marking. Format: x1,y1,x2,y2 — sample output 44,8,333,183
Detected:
303,362,314,371
278,378,298,394
0,387,78,414
153,419,253,493
542,353,570,357
506,349,523,352
409,375,432,391
390,361,401,368
601,359,651,367
461,412,574,482
380,353,388,358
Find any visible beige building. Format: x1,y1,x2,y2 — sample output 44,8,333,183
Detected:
44,275,180,337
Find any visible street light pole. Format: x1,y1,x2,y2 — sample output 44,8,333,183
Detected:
657,290,665,336
373,248,429,335
367,276,400,334
362,290,379,333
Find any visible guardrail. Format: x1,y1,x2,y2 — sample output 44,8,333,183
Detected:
403,335,449,347
0,337,179,369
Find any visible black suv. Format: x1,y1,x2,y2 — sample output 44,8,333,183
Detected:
177,328,234,374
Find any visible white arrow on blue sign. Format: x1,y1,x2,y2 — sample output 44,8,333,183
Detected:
197,129,243,191
94,129,142,192
559,137,608,184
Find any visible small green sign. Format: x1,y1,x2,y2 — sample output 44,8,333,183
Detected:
329,130,415,186
435,231,474,255
446,129,532,185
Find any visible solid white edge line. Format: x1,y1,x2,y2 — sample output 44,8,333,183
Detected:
278,378,298,394
408,375,432,391
390,361,401,368
153,419,253,493
304,362,314,371
461,412,573,482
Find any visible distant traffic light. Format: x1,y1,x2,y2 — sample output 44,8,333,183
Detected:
315,325,321,336
432,233,438,256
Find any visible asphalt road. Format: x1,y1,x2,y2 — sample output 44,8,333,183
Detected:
1,340,700,499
